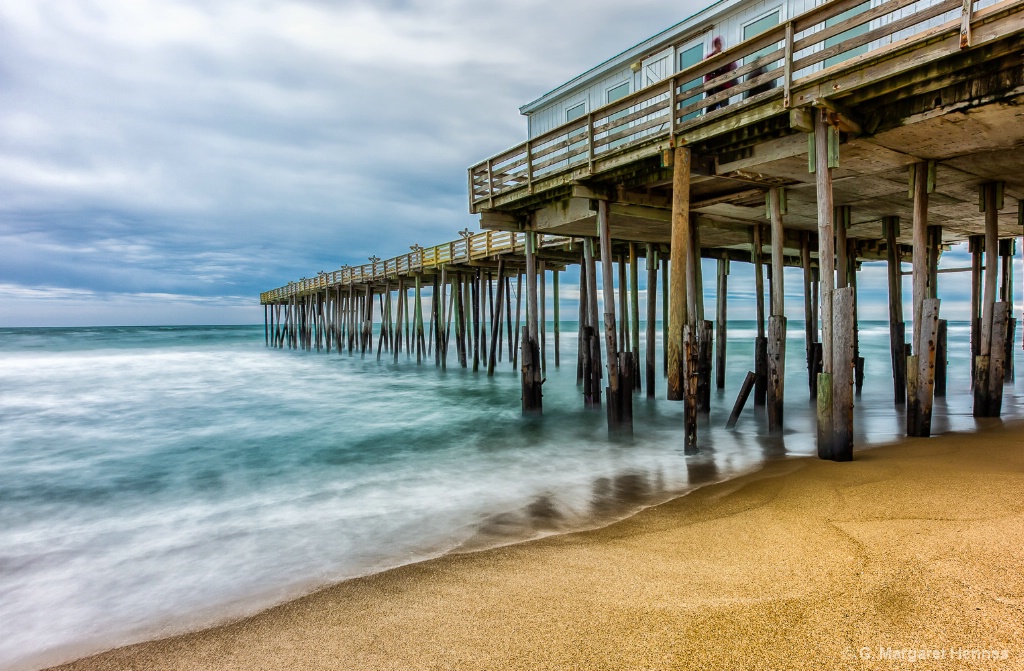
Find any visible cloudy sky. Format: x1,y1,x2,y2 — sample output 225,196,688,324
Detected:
2,0,721,326
2,0,1008,327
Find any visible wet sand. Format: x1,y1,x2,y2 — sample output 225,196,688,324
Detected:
51,424,1024,670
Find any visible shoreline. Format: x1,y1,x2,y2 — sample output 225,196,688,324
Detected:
44,421,1024,670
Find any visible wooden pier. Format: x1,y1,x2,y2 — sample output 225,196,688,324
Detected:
263,0,1024,459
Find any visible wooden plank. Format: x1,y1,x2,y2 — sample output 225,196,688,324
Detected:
726,371,757,429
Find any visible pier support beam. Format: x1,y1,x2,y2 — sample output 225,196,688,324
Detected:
522,231,543,414
668,146,691,403
599,200,630,432
974,182,1007,417
813,107,849,460
629,242,641,392
646,245,658,399
884,217,907,404
715,255,728,391
767,187,787,434
752,223,768,407
553,269,560,368
928,226,947,397
801,233,817,399
585,238,603,407
1000,238,1015,382
908,162,940,436
487,260,505,376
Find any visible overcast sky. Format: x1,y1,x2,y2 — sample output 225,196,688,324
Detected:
1,0,1008,327
1,0,717,326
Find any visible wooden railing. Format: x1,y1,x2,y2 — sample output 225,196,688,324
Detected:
469,0,1018,212
260,231,573,303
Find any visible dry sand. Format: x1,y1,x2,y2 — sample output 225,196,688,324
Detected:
51,424,1024,670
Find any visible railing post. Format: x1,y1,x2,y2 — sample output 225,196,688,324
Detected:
960,0,974,48
587,113,595,173
486,158,495,208
526,140,534,195
668,77,677,140
784,21,794,109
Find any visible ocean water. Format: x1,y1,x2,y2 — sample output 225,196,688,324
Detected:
1,321,1023,670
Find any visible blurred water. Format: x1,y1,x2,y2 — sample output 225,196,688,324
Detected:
1,321,1022,670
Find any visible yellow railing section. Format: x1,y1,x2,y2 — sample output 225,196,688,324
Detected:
261,231,573,304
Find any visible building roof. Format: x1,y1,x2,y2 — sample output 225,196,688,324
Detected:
519,0,747,116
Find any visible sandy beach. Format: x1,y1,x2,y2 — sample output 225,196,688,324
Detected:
50,423,1023,671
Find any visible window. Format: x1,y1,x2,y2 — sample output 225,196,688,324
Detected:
606,82,630,104
677,43,704,121
742,9,782,100
565,102,586,122
824,2,871,68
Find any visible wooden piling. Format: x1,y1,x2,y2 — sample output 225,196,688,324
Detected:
752,223,767,407
801,233,816,399
487,260,505,376
553,269,560,368
970,235,983,383
715,256,728,391
975,183,1003,417
585,238,603,405
767,187,786,434
814,107,836,459
726,371,757,429
539,260,547,375
884,217,907,404
697,319,713,412
599,200,628,432
629,242,641,391
935,319,947,397
668,146,691,401
522,232,543,413
646,245,658,398
909,298,941,436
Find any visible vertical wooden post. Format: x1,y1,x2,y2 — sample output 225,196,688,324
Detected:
668,147,691,401
553,269,560,368
884,217,906,404
814,107,837,460
1000,239,1015,381
629,242,641,391
715,255,728,391
801,232,817,399
522,232,543,413
618,255,629,352
753,224,768,406
908,163,939,436
513,272,523,370
928,227,945,396
414,275,424,363
539,260,547,375
585,238,603,406
975,182,1005,417
662,260,669,378
646,245,658,398
767,187,787,434
599,200,628,431
970,235,983,384
832,287,855,460
577,255,587,387
487,260,505,376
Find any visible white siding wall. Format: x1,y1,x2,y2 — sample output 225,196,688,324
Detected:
526,0,990,138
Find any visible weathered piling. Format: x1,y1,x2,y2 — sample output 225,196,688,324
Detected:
752,223,767,407
598,200,629,432
667,146,690,401
814,107,837,459
975,182,1006,417
715,256,728,391
522,231,543,413
629,242,641,391
553,269,560,368
487,259,505,376
767,186,786,434
645,245,658,398
801,233,816,399
884,217,906,404
584,238,603,406
908,162,938,436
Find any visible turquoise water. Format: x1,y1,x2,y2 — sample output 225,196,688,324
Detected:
1,322,1022,670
